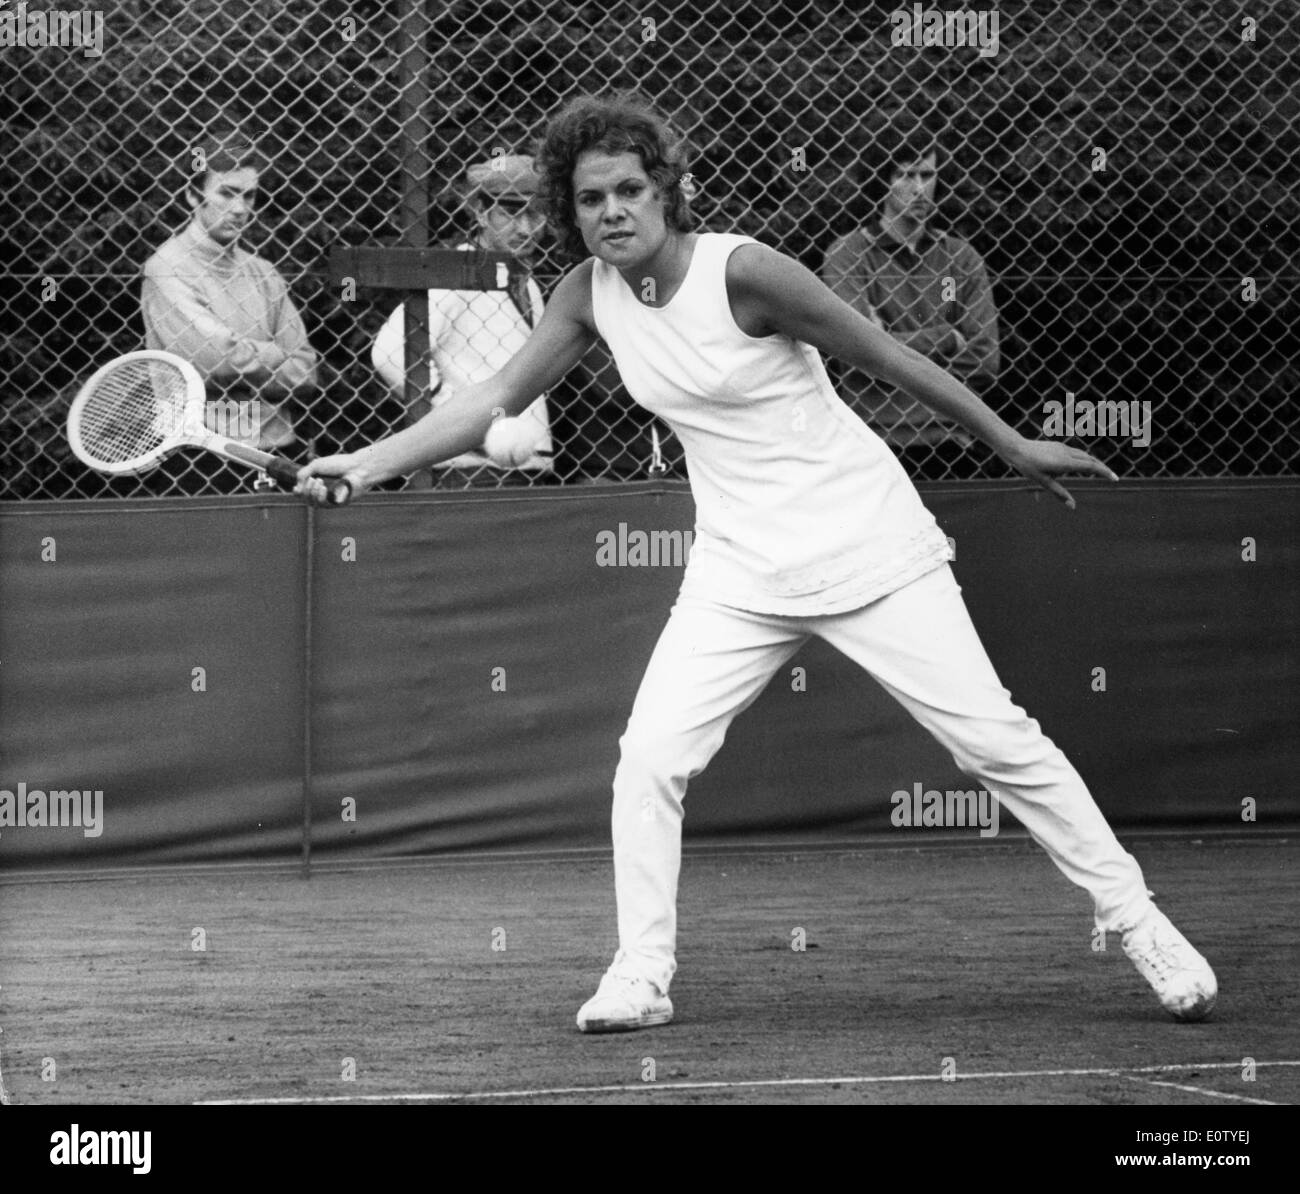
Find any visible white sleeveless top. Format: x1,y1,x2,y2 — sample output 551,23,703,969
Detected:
590,233,953,614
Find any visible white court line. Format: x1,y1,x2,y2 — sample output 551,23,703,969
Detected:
196,1060,1300,1105
1122,1075,1277,1106
0,1032,10,1107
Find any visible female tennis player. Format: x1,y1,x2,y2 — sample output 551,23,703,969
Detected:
299,95,1216,1032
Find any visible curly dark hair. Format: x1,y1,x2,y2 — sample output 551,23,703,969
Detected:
536,94,696,260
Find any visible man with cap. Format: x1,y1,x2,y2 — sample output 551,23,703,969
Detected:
372,153,554,486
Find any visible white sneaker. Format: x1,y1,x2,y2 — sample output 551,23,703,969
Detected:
1121,906,1217,1022
576,953,673,1034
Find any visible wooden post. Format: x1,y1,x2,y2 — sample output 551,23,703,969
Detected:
327,248,526,463
397,0,433,487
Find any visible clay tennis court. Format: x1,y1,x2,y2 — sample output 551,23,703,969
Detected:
2,836,1294,1106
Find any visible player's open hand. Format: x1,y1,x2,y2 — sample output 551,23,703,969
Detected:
1000,438,1119,510
295,454,366,506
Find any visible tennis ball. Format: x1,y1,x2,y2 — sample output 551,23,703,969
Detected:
483,415,539,467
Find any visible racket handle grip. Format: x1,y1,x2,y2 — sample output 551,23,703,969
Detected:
265,458,352,506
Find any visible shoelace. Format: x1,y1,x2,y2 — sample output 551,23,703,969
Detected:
1127,922,1185,982
605,950,654,990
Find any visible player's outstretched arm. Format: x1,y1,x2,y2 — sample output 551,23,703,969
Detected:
728,244,1118,509
297,263,597,504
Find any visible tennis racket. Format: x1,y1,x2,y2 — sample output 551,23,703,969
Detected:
65,350,350,504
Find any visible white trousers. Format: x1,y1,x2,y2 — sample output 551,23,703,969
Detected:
611,564,1152,994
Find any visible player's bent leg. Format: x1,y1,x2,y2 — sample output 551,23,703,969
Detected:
814,566,1148,927
578,597,806,1033
815,564,1215,1021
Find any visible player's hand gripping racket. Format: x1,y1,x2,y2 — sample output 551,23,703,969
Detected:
66,350,350,504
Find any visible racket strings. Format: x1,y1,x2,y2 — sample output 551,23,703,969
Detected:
77,361,188,465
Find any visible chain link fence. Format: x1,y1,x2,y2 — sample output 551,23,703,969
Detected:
2,0,1296,499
